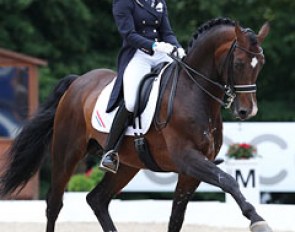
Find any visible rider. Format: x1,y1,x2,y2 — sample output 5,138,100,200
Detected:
99,0,186,173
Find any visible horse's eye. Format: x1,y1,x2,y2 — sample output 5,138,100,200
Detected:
234,62,244,70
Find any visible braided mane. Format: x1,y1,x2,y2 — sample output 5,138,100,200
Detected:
187,18,236,52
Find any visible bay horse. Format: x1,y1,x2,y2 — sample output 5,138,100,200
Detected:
0,18,271,232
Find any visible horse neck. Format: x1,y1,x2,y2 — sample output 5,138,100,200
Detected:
179,28,235,120
186,27,235,83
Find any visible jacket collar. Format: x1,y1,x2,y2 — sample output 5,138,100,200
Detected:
135,0,163,17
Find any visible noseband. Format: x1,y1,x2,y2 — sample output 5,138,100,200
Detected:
171,40,264,108
223,40,263,108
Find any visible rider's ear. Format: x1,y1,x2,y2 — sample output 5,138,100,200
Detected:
257,22,270,44
235,22,247,45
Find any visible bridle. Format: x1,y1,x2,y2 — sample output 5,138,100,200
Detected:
170,40,264,109
155,39,264,129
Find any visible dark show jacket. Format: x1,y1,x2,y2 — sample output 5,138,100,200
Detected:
106,0,181,112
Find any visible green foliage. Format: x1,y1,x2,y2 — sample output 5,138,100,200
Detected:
39,67,59,102
0,0,293,120
0,0,118,90
67,168,104,192
67,175,94,192
255,101,295,121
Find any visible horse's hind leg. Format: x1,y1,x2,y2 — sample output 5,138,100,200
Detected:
168,174,201,232
86,163,139,232
46,128,88,232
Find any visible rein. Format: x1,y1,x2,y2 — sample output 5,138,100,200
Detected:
154,62,179,130
154,40,263,129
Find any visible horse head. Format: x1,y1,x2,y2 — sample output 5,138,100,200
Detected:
176,19,269,121
228,22,270,120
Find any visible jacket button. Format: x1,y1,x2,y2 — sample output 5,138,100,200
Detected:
153,29,157,33
143,30,146,34
155,20,159,24
142,20,146,24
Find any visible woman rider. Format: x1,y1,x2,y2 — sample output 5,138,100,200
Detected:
99,0,186,173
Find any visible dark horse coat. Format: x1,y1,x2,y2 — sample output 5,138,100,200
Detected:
107,0,181,112
0,18,271,232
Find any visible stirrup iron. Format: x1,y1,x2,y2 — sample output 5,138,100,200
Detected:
99,150,119,174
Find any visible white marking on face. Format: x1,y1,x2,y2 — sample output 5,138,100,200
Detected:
251,57,258,68
250,94,258,116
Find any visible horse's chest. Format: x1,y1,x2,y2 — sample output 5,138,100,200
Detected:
202,126,221,158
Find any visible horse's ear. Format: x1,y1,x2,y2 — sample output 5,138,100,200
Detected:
235,22,247,44
257,22,270,44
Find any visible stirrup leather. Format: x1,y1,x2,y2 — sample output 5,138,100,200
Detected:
99,150,119,174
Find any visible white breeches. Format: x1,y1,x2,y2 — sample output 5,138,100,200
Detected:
123,49,172,112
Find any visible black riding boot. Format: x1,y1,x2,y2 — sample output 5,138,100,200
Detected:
99,102,131,173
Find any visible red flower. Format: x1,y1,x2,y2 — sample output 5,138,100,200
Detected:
239,143,251,149
85,168,93,177
226,143,257,159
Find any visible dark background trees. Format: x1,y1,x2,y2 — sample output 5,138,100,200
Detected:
0,0,294,120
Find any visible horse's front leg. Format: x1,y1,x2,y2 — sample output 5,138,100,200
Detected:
174,148,273,232
168,174,201,232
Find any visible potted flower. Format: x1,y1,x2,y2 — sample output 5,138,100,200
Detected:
64,168,104,201
225,143,260,204
67,168,104,192
226,143,258,159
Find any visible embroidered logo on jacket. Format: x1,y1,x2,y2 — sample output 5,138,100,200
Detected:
155,2,163,12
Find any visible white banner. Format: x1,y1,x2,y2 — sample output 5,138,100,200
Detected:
123,122,295,192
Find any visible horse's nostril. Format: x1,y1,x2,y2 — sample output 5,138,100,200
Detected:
239,110,248,118
240,110,247,115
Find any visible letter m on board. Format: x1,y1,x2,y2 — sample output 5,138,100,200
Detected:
235,169,256,188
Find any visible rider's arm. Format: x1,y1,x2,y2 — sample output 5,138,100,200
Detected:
113,0,154,54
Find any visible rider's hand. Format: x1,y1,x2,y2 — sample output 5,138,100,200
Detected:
174,47,186,59
152,42,175,55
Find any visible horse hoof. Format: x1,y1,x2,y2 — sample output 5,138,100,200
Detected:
250,221,273,232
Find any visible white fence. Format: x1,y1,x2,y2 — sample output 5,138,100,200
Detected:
123,122,295,193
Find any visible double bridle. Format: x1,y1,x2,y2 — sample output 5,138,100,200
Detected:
171,40,264,109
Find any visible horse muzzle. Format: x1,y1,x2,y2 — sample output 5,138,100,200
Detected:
232,94,258,120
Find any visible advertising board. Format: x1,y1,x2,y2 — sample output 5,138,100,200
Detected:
123,123,295,193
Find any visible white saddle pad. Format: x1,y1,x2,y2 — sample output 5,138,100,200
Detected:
91,64,170,136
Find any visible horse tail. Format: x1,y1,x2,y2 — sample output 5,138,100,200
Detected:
0,74,78,197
